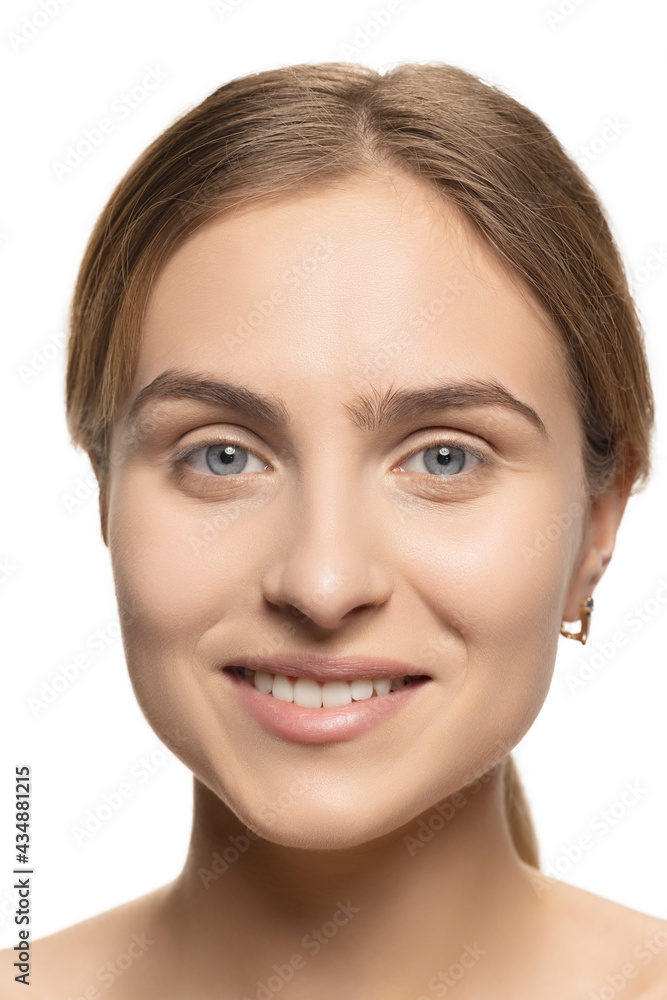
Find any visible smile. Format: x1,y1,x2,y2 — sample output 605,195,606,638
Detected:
221,666,433,744
225,665,430,708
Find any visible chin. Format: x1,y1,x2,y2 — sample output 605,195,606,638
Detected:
200,768,465,852
239,807,407,851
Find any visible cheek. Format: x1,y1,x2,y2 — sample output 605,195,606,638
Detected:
106,471,257,768
400,477,583,704
107,470,258,639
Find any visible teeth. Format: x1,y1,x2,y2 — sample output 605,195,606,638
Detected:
297,677,331,708
239,669,413,707
351,679,373,700
253,670,273,695
271,674,295,703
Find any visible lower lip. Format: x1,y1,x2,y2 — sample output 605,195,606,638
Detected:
221,669,432,744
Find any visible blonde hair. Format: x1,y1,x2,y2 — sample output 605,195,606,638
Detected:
65,62,655,869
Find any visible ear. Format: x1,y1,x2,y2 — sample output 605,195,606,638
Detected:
561,469,632,624
88,451,109,549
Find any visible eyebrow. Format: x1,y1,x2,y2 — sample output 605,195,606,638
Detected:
124,368,549,441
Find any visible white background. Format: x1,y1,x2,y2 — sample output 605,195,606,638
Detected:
1,0,665,942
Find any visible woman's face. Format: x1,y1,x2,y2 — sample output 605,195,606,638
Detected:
104,171,593,847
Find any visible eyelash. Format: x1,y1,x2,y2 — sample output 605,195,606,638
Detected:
170,433,491,483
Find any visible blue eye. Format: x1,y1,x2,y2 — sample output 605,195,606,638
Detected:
183,442,268,476
174,436,486,482
399,442,483,477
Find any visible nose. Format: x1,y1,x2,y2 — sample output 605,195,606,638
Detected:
260,472,394,631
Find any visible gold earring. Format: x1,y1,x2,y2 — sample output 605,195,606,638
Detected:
560,596,594,645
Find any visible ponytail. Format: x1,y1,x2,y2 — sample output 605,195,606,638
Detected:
503,755,540,868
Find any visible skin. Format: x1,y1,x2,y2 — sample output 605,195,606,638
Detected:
4,171,666,997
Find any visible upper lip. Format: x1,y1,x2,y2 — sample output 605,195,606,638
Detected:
225,652,431,683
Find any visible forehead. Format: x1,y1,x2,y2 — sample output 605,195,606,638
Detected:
133,172,575,428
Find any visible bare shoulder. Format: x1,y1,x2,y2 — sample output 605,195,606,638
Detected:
0,881,175,999
523,864,667,996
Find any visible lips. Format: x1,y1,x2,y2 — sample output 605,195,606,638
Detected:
223,652,431,683
220,655,432,743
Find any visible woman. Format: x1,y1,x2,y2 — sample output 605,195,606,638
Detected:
4,61,666,997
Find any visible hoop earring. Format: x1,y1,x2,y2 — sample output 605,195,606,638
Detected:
560,596,594,645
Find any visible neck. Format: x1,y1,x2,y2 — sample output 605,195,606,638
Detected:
155,766,547,998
